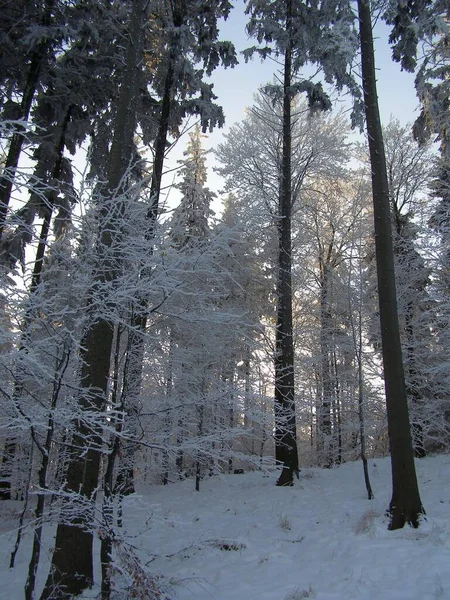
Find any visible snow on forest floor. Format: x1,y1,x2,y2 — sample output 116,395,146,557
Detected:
2,454,450,599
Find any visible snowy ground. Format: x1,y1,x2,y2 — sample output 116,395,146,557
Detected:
2,455,450,599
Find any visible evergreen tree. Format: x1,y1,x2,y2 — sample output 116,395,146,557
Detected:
383,120,436,457
0,0,67,239
363,119,438,458
385,1,450,434
40,2,146,596
171,124,215,249
116,0,237,495
244,0,360,485
357,0,424,529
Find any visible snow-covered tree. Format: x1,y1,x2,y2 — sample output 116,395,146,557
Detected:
381,120,436,457
171,125,215,248
217,88,357,476
294,175,373,467
0,0,58,238
39,2,146,596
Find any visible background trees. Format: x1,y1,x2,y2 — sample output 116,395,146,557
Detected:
0,0,449,596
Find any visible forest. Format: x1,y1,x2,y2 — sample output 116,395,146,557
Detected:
0,0,449,599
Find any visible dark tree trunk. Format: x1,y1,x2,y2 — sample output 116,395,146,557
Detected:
357,329,374,500
333,350,342,465
31,105,73,290
176,418,184,477
352,258,374,500
40,3,145,597
275,0,299,486
101,326,125,598
404,305,426,458
0,440,15,500
228,405,234,473
162,334,174,486
100,427,122,600
0,0,55,240
195,404,204,492
358,0,424,528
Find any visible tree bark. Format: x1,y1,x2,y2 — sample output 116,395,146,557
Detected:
318,264,333,467
25,346,71,600
357,0,424,528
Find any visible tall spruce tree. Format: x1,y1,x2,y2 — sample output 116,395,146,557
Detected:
385,1,450,429
357,0,425,529
0,0,132,503
0,0,65,240
244,0,359,485
40,2,146,597
116,0,237,495
171,124,214,249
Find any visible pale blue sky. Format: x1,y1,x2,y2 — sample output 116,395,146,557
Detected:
199,2,420,194
207,2,419,135
165,2,421,211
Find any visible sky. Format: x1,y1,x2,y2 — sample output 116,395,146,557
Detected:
207,2,420,131
171,1,421,206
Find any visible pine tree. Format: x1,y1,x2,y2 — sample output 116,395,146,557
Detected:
0,0,65,239
171,124,214,249
245,0,360,485
357,0,425,529
40,2,145,596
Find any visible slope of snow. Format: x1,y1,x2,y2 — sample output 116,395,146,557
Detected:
2,455,450,599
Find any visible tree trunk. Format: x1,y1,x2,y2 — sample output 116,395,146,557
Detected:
318,265,333,467
358,353,374,500
404,304,426,458
275,0,299,486
40,3,144,597
333,350,342,465
357,0,424,528
0,0,55,240
350,246,374,500
195,405,204,492
25,345,71,600
100,325,125,598
0,440,15,500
